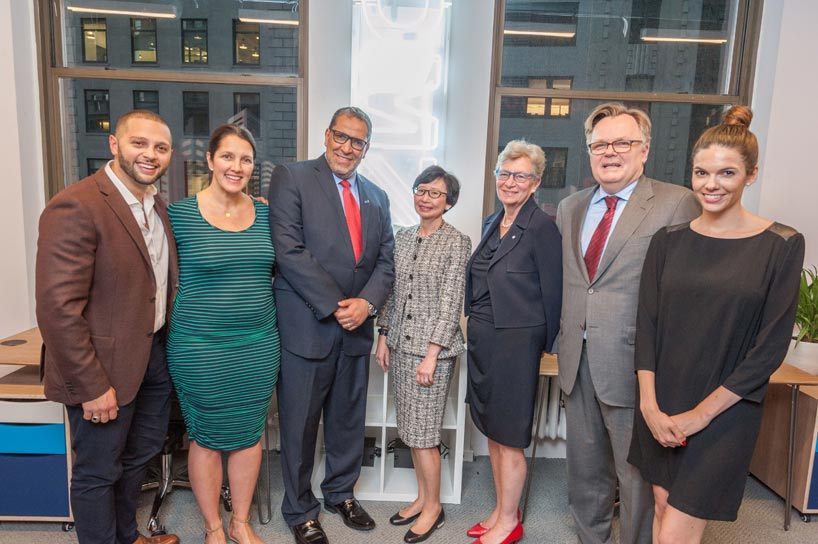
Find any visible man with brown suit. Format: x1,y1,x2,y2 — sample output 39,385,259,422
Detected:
36,110,179,544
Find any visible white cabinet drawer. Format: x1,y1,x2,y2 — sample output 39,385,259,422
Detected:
0,400,64,424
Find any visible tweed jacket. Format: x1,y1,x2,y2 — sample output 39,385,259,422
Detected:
378,222,471,359
36,168,178,406
555,176,700,407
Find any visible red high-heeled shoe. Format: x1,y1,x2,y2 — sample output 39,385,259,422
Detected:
473,521,523,544
466,509,521,538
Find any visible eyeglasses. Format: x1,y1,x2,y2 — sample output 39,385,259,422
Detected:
413,187,447,199
587,139,643,155
494,169,537,184
329,129,369,151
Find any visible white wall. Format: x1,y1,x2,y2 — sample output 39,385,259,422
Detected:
752,0,818,268
0,0,43,337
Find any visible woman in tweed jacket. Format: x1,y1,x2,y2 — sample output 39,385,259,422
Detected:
376,165,471,543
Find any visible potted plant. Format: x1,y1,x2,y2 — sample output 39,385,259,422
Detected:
786,267,818,374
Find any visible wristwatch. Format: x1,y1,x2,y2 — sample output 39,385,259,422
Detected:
367,301,378,317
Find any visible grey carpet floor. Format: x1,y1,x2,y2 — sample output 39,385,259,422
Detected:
1,456,815,543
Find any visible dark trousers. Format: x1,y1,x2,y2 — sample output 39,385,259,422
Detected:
277,342,369,527
66,333,172,544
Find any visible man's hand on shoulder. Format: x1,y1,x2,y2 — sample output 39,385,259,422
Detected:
334,298,370,331
82,386,119,424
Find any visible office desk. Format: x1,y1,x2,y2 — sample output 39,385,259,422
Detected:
0,327,73,526
751,362,818,530
520,353,559,522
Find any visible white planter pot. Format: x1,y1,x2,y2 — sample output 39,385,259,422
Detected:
785,339,818,375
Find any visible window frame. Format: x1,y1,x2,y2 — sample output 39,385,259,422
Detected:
80,17,107,64
133,90,160,113
130,17,158,64
482,0,764,215
182,18,208,65
182,91,211,137
84,88,110,133
34,0,309,200
233,20,261,66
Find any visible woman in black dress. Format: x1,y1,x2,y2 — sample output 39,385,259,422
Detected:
464,140,562,544
628,106,804,543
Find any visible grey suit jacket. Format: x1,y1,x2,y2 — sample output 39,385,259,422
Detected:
268,155,395,359
555,176,700,407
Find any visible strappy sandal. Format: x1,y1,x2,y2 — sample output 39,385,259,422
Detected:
204,523,224,543
228,514,253,544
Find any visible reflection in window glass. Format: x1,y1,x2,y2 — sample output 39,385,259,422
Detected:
87,158,109,177
133,90,160,113
234,92,261,137
234,21,260,65
183,92,210,136
185,161,210,196
81,18,107,63
182,19,208,64
501,0,738,95
131,18,158,63
85,90,110,133
497,97,724,216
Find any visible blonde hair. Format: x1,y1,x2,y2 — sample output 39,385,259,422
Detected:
692,105,758,172
496,140,546,179
584,103,652,146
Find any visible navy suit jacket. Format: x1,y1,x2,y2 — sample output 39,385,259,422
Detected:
464,196,562,353
268,155,395,359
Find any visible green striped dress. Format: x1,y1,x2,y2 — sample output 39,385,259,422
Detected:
167,196,280,451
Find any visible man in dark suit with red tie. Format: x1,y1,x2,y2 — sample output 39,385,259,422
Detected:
269,107,395,544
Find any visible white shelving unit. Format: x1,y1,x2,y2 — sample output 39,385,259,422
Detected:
311,354,467,503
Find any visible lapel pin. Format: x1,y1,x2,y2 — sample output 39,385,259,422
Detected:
512,235,516,239
364,200,370,204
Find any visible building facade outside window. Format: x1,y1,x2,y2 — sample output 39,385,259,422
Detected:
131,18,158,63
182,19,208,64
183,91,210,136
234,21,261,65
85,89,110,133
81,18,107,63
233,92,261,137
86,158,108,177
133,90,160,113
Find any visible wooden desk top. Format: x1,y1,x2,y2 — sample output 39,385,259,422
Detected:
770,362,818,387
0,327,42,366
540,353,559,377
0,328,44,399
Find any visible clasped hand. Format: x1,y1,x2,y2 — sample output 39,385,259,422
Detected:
334,298,369,331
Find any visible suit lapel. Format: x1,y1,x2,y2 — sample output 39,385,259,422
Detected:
490,197,536,268
314,157,356,260
95,171,154,279
593,177,654,282
357,177,375,261
571,189,595,284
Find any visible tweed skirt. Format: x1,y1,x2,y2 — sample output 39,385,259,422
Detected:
391,349,456,449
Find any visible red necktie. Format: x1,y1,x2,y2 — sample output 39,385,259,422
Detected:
584,196,620,282
340,179,363,261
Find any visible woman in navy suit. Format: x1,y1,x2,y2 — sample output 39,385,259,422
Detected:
464,140,562,544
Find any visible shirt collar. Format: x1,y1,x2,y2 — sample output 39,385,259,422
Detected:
332,171,358,188
106,160,157,207
591,178,639,205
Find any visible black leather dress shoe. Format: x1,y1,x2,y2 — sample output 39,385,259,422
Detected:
404,509,445,543
389,509,421,526
325,498,376,531
292,519,329,544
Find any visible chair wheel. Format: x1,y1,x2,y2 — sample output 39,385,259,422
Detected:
800,513,813,523
62,522,74,531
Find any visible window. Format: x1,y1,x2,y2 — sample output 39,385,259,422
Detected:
81,18,107,63
87,158,109,176
131,18,157,63
233,92,261,137
85,90,110,133
234,21,260,65
183,92,210,136
487,0,763,216
182,19,208,64
185,161,210,196
133,90,159,113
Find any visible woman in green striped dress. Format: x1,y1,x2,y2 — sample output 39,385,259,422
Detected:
167,124,280,544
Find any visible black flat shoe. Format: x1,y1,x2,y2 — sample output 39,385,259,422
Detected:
325,498,376,531
291,519,328,544
389,509,421,526
404,509,445,543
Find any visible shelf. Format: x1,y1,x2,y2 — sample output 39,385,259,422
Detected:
310,453,383,501
365,394,384,427
382,452,456,502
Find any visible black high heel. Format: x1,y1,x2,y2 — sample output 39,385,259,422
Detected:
404,509,445,543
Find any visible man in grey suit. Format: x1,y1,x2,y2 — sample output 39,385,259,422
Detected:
268,107,395,544
555,103,700,544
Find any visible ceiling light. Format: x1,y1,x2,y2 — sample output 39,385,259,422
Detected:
238,8,299,26
66,1,177,19
640,29,727,44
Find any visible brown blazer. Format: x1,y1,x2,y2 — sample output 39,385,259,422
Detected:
36,168,178,406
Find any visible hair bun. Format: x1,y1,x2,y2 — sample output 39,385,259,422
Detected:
722,105,753,128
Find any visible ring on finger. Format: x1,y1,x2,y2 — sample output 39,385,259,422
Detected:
91,415,100,423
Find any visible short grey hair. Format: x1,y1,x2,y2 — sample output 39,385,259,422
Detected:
584,102,652,147
496,140,546,179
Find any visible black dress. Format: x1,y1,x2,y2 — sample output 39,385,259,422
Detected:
466,227,547,448
627,222,804,521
